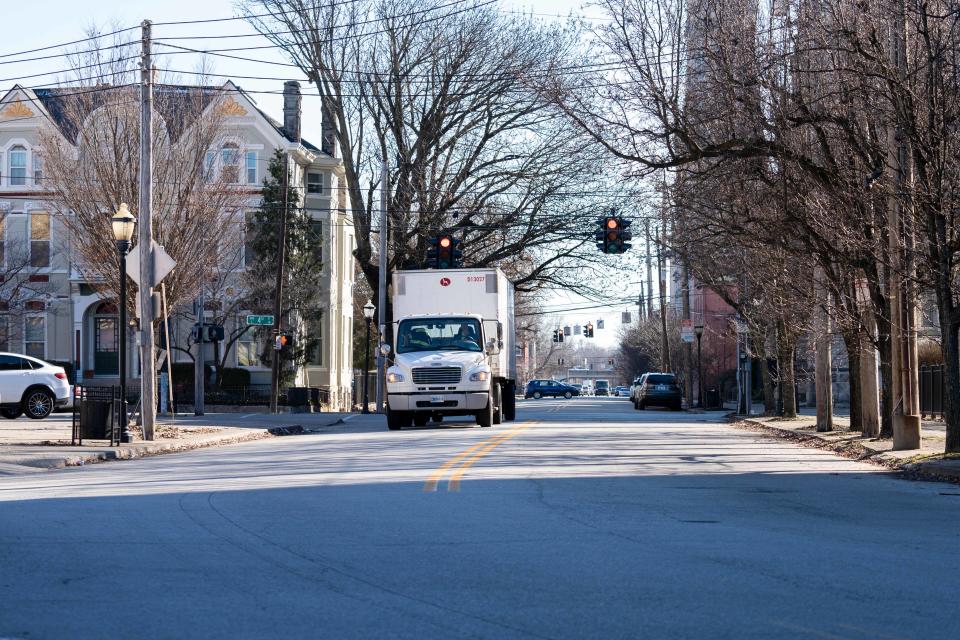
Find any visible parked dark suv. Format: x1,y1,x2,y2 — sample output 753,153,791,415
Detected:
635,373,682,411
525,379,580,399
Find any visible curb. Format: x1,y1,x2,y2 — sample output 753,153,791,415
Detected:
733,417,960,485
8,428,273,471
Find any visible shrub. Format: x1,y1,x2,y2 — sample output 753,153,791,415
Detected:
219,367,251,388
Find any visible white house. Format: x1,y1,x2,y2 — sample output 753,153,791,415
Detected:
0,80,355,410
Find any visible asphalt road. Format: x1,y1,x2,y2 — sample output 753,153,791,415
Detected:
1,398,958,639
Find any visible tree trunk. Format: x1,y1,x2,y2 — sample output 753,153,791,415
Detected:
777,328,797,418
759,348,776,416
859,329,881,438
844,333,862,433
940,315,960,452
875,305,894,438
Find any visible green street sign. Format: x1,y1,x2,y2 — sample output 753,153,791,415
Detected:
246,315,275,326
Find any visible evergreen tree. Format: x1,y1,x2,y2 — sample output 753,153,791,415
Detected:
244,150,324,381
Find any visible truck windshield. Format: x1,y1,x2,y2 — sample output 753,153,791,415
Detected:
396,318,483,354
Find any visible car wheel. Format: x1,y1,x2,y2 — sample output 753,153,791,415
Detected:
24,389,54,419
564,391,572,399
477,392,494,427
0,407,22,419
533,391,542,399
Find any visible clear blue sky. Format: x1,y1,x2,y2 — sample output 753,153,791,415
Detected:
5,0,632,344
3,0,593,145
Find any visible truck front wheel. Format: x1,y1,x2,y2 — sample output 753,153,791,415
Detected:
492,385,503,425
387,409,411,431
476,393,494,428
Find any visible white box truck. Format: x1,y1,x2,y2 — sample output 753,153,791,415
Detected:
384,268,517,430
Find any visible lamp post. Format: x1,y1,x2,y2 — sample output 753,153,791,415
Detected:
112,203,136,443
362,301,375,414
694,323,704,409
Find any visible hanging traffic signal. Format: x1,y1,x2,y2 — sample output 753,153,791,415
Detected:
595,215,632,254
553,329,560,343
586,323,595,338
558,328,564,343
427,234,463,268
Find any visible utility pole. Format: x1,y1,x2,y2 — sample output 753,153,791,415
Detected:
657,227,670,371
638,281,645,319
681,260,693,409
645,219,654,320
889,0,921,449
269,153,290,414
194,290,204,416
138,20,156,441
375,157,388,413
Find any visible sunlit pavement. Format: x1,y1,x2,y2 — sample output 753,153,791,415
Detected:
1,397,958,639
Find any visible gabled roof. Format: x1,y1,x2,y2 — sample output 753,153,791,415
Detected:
18,82,322,152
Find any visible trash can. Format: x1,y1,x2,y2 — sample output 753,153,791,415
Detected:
705,386,721,410
72,385,117,444
308,387,321,408
287,387,311,413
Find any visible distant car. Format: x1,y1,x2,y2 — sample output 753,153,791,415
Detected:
525,379,580,399
635,373,682,411
0,353,71,419
594,380,610,396
614,386,630,397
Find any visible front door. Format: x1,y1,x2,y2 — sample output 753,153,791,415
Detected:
94,316,119,376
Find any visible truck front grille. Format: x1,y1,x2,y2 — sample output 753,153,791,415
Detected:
412,367,462,384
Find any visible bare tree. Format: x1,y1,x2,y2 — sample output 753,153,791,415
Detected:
39,29,246,321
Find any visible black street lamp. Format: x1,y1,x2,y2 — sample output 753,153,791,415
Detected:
112,203,136,443
362,300,375,414
695,323,704,409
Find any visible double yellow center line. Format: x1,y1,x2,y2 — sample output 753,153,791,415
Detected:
424,421,535,492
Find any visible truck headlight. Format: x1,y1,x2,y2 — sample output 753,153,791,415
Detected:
387,371,404,383
469,370,490,382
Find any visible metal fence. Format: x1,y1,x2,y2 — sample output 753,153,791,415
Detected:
920,364,946,419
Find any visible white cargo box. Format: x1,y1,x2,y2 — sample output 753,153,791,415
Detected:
392,268,516,380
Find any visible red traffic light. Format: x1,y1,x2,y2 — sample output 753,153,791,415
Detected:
606,218,619,229
439,236,452,248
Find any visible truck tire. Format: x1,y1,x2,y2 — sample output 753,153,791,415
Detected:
387,410,410,431
492,384,503,425
477,393,493,428
503,382,516,421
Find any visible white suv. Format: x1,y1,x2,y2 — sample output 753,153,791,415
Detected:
0,353,71,419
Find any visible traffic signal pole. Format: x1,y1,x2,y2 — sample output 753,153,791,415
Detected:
269,153,290,414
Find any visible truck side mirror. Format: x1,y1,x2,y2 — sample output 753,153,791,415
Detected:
485,338,498,355
379,343,392,356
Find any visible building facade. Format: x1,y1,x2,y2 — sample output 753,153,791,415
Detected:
0,80,355,410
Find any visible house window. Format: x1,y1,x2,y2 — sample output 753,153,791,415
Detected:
30,212,50,268
221,143,240,184
246,151,257,184
0,315,8,351
307,317,323,366
237,328,259,367
24,314,45,358
32,152,42,185
9,146,26,186
307,172,323,194
204,151,215,183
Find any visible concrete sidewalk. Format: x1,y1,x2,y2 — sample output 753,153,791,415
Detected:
0,410,364,475
733,411,960,483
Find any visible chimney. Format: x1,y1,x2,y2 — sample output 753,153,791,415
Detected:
321,95,337,157
282,80,301,144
